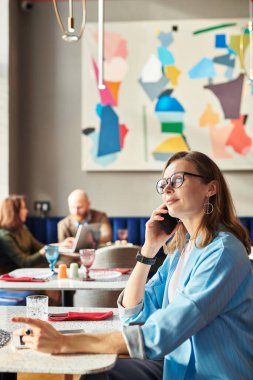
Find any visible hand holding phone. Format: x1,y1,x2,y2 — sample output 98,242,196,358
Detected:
158,212,178,235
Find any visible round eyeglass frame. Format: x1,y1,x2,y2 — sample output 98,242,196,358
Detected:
156,171,210,194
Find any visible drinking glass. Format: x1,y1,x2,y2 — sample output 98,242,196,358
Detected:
117,228,128,241
79,249,96,281
45,245,59,274
26,295,48,321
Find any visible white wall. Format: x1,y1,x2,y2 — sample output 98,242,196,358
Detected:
0,0,9,199
9,0,253,217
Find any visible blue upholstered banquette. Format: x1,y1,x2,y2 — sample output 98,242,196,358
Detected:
25,216,253,245
25,216,150,245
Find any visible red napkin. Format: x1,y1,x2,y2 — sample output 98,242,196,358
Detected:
0,274,47,283
48,311,113,322
91,268,131,274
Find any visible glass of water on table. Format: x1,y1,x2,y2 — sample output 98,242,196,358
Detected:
26,295,48,321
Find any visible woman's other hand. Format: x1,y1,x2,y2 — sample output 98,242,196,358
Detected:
12,317,65,354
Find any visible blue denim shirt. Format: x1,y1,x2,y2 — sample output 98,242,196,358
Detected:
118,231,253,380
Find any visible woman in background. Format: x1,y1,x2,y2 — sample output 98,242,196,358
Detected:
0,195,46,274
0,195,73,305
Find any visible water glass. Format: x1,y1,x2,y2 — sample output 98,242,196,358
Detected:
45,245,59,274
26,295,48,321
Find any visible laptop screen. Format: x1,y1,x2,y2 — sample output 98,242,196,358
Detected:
73,223,101,251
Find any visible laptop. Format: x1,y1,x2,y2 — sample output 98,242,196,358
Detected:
60,223,101,253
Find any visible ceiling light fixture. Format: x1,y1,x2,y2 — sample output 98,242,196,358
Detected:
53,0,86,43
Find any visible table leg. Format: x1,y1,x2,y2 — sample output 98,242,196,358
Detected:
61,290,74,307
0,373,17,380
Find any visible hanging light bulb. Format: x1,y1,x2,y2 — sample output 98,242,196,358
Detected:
68,0,75,33
53,0,105,91
53,0,86,43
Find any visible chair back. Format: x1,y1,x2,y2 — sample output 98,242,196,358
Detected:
93,245,141,268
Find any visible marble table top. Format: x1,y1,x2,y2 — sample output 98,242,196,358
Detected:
0,268,129,291
0,306,121,375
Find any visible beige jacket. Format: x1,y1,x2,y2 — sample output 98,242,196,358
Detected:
57,209,112,244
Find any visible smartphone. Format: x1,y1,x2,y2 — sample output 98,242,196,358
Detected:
159,213,178,235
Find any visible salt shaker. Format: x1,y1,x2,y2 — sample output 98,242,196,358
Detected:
69,263,79,279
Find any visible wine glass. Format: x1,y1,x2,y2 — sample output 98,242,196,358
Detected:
45,245,59,274
79,249,96,281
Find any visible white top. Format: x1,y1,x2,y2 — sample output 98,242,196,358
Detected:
168,240,193,303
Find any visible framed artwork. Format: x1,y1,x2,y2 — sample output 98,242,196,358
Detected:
81,19,253,171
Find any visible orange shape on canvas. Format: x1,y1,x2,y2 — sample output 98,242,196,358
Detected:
226,115,252,155
105,81,122,106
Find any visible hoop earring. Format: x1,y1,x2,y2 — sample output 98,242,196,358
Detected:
203,198,214,215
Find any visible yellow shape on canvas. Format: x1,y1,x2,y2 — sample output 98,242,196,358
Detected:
199,103,220,127
229,34,249,69
155,135,189,153
164,65,181,86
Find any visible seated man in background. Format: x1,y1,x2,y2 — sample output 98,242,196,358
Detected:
58,189,112,245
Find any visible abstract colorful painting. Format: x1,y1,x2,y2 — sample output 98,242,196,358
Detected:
81,19,253,171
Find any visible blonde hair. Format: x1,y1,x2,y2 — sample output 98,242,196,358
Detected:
163,151,251,255
0,195,26,230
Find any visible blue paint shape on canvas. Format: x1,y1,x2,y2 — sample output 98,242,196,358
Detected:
89,130,117,166
213,54,235,68
224,67,234,80
97,105,121,157
96,103,103,117
189,57,216,79
215,34,226,48
251,83,253,95
157,47,175,65
155,96,185,112
138,75,169,101
158,32,174,47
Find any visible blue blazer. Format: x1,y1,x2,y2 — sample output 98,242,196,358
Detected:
119,231,253,379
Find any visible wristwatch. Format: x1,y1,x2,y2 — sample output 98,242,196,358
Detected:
136,251,156,265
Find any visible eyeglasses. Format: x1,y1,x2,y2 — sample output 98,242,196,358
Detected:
156,171,210,194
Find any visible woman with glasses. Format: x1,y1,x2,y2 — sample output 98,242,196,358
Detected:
12,151,253,380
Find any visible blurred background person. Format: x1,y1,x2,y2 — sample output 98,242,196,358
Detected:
0,195,71,305
58,189,112,245
0,195,47,275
